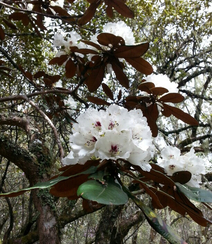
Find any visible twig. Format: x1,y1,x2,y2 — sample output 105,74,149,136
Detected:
28,99,64,160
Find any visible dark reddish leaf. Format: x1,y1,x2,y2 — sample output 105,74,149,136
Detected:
49,55,68,65
50,174,88,199
34,71,46,78
50,5,70,16
10,12,30,26
43,78,53,86
133,165,175,187
154,188,210,226
161,105,172,117
58,160,100,175
151,87,168,96
65,59,76,78
35,15,46,30
110,0,134,18
50,160,100,199
171,171,192,184
0,190,27,198
139,181,163,208
106,5,114,18
81,40,102,50
0,25,5,40
87,96,110,105
162,104,199,126
138,82,155,93
125,57,153,75
51,75,61,83
9,12,25,21
25,71,33,81
102,83,114,100
78,1,100,25
97,33,125,47
72,48,99,55
142,105,159,137
82,199,102,213
159,93,184,103
85,64,105,92
3,19,17,29
117,89,122,101
111,60,129,88
115,43,149,58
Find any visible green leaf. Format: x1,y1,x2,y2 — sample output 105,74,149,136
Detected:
176,183,212,203
0,166,97,198
77,178,128,205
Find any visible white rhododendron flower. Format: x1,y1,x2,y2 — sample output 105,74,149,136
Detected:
62,104,155,171
90,21,135,46
158,146,206,187
53,31,84,56
102,21,135,45
145,74,178,93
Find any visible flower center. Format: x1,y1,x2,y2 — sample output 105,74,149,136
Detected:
85,136,97,147
109,144,119,156
169,164,175,170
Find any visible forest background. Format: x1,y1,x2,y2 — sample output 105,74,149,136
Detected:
0,0,212,243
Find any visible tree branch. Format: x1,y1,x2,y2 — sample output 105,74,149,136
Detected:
0,134,38,184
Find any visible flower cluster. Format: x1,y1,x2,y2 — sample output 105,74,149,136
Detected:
158,146,206,187
62,105,155,171
53,31,85,56
145,74,178,93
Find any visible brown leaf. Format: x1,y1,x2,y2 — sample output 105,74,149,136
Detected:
151,87,168,96
117,89,122,101
154,188,210,226
159,93,184,103
125,57,153,75
139,182,163,208
50,160,100,199
34,71,46,78
81,40,102,50
134,165,175,187
110,0,134,18
115,43,149,58
106,5,114,18
0,190,27,198
10,12,30,26
50,174,88,198
43,78,53,87
142,103,159,137
87,96,110,105
102,83,114,100
85,64,105,92
82,199,102,213
171,171,192,184
72,47,99,55
138,82,155,93
35,15,46,30
97,33,125,47
65,59,76,78
9,12,25,21
78,1,100,25
111,60,129,88
162,104,199,126
49,55,68,65
51,75,61,83
0,25,5,40
25,71,33,81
